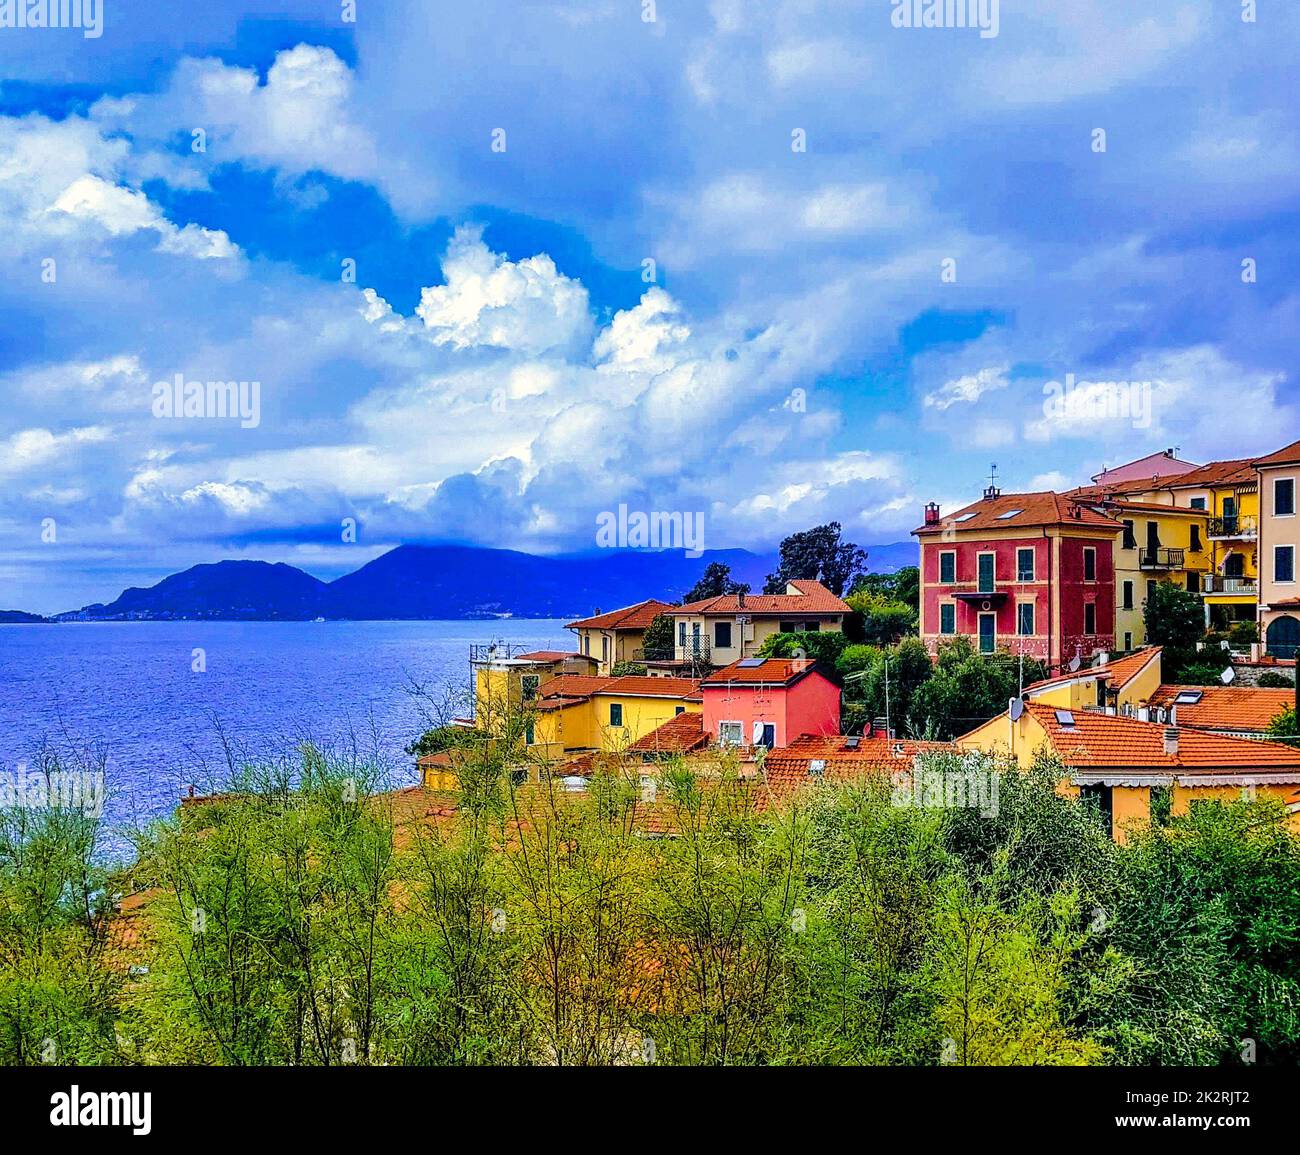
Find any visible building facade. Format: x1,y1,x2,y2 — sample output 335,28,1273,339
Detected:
914,488,1119,671
1254,439,1300,658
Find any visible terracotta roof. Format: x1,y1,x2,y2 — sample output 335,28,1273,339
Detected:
1092,451,1200,484
1146,685,1295,733
701,657,833,687
1253,439,1300,468
1025,703,1300,771
535,674,702,710
666,579,849,617
1094,499,1206,516
914,491,1118,536
1101,647,1163,690
761,734,957,804
628,711,709,755
565,599,674,631
513,649,597,663
1079,458,1256,498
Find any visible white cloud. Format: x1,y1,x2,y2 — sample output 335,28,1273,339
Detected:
924,366,1010,411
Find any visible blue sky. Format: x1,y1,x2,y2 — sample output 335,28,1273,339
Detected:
1,1,1298,613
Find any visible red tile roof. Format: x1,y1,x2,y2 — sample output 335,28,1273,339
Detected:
1075,458,1256,499
628,711,709,755
761,734,956,805
1101,647,1164,690
701,657,833,687
513,650,597,663
1254,439,1300,468
1025,703,1300,771
666,579,849,617
1146,685,1295,733
535,674,702,710
565,599,674,631
914,491,1118,535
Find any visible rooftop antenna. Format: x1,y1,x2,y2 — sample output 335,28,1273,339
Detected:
983,462,1002,501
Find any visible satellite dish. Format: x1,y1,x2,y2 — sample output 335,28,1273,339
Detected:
1010,698,1026,721
1221,667,1236,685
1069,656,1082,673
1220,640,1231,651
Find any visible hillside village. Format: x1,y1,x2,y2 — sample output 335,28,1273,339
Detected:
424,437,1300,844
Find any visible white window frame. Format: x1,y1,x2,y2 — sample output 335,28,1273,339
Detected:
1276,545,1297,584
718,720,743,746
939,602,956,635
1275,476,1297,519
1017,601,1035,637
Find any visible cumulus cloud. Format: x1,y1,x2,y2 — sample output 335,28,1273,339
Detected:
924,366,1010,411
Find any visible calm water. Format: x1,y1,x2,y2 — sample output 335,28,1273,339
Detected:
0,620,570,840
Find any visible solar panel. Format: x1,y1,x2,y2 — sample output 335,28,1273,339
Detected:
737,658,765,668
808,759,826,776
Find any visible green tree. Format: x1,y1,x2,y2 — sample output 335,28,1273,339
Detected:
682,562,749,604
849,566,919,612
763,522,867,596
1266,705,1297,740
641,612,675,661
756,629,849,666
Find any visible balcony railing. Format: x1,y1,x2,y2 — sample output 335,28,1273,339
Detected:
1207,515,1257,539
1202,575,1258,596
1139,547,1185,570
639,637,712,664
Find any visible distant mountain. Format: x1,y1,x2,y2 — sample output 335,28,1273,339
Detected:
29,538,918,622
0,610,49,623
56,561,329,622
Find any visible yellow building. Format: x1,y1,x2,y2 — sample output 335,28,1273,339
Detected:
1020,646,1163,712
528,674,703,754
471,648,600,732
958,702,1300,841
565,600,674,676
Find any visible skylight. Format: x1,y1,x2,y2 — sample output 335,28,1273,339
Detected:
996,509,1024,519
1174,690,1204,705
737,658,764,667
953,512,977,522
1055,710,1077,727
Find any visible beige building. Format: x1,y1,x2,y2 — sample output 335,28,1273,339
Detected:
658,580,850,673
565,599,674,676
1254,439,1300,659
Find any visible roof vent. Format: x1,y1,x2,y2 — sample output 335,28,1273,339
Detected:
925,502,941,525
737,590,745,608
892,742,905,757
1163,727,1179,758
983,484,1001,501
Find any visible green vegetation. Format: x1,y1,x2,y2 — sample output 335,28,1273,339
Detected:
1258,671,1295,689
681,561,750,604
6,738,1296,1066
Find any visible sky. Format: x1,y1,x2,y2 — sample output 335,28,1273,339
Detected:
1,0,1297,614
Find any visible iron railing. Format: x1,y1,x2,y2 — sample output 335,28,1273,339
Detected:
1139,547,1184,570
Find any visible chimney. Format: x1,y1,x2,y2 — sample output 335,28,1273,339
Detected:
1164,727,1179,758
983,484,1000,502
924,502,941,526
737,590,746,608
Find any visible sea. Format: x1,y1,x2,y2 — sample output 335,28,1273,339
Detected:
0,619,571,851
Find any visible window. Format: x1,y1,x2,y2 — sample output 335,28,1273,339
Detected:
1122,520,1137,550
1084,603,1097,636
803,620,821,632
978,553,995,594
939,603,956,634
714,621,732,649
1277,478,1297,517
1017,602,1035,636
674,705,686,716
1277,545,1296,584
1083,548,1097,582
602,636,610,664
521,674,539,702
1189,497,1207,511
609,703,623,727
525,720,535,745
718,720,743,746
1187,571,1201,593
939,551,956,584
1122,580,1134,610
678,621,687,647
582,634,590,655
1124,631,1133,651
978,613,996,654
1016,548,1035,582
1190,526,1202,552
779,620,799,634
996,509,1024,520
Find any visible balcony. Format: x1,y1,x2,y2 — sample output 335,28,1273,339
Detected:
1139,547,1184,571
1207,515,1257,540
639,637,713,665
1202,575,1258,597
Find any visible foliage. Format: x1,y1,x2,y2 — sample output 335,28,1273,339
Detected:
681,562,749,604
756,630,849,666
908,638,1047,740
763,522,867,597
1266,706,1297,740
1258,671,1295,689
406,724,487,760
610,661,647,677
641,612,675,659
844,589,918,645
849,567,920,612
1145,583,1209,683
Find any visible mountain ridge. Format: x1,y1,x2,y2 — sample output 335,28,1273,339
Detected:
32,541,919,622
